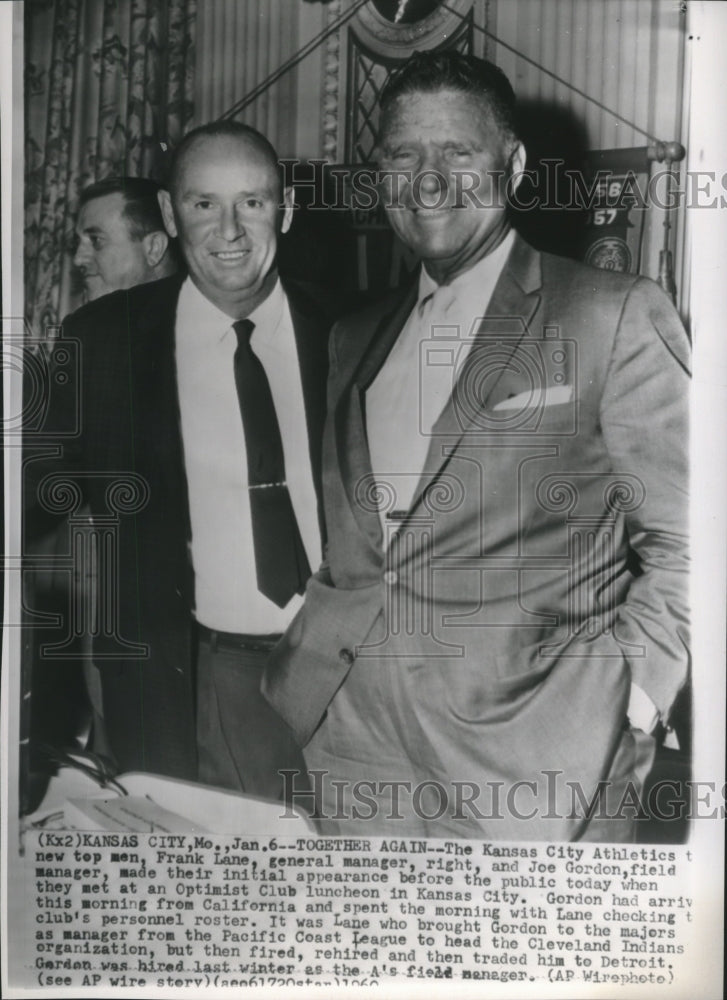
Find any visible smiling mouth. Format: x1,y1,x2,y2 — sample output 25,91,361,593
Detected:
411,206,456,218
212,250,251,261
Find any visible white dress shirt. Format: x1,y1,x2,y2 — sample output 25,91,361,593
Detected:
175,278,320,633
367,229,515,527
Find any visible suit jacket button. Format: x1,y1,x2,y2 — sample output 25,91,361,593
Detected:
339,648,354,665
383,570,398,586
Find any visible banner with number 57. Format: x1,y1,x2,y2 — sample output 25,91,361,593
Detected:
580,147,651,274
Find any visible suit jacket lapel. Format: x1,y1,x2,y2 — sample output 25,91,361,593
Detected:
132,275,193,566
331,237,543,549
354,283,419,391
283,280,331,544
334,282,419,558
406,234,543,520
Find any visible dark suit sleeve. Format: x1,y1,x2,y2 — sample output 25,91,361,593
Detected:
599,277,690,726
24,318,89,543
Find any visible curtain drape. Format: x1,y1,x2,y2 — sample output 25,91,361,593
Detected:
25,0,197,334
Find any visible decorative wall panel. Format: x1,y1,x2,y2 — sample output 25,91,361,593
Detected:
489,0,686,282
194,0,298,156
490,0,684,151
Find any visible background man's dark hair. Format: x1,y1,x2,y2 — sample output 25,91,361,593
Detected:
78,176,167,240
379,50,519,143
166,120,283,196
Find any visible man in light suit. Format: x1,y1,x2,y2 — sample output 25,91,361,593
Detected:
26,122,338,797
264,52,690,840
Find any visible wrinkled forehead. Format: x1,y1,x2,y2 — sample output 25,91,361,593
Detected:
172,134,283,199
379,86,502,144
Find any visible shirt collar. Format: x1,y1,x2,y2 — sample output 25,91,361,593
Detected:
177,276,284,343
416,227,516,303
247,276,284,340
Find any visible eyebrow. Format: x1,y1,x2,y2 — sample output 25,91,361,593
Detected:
180,188,273,200
78,225,106,235
383,138,484,151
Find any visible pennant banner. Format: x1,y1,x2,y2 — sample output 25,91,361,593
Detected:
579,147,651,275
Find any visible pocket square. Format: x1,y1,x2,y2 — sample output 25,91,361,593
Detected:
492,384,573,411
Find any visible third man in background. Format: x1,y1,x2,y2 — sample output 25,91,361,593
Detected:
73,176,177,301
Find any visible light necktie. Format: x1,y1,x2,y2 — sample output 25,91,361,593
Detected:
232,319,311,608
418,283,457,328
416,282,460,436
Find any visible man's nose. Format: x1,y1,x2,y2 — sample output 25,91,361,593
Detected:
417,155,449,200
73,241,91,268
218,205,245,241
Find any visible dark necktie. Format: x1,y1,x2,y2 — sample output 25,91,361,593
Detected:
232,319,311,607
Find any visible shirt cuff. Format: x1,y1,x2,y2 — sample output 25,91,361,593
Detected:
628,682,660,734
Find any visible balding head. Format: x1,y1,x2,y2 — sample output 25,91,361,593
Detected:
167,121,283,200
158,122,293,318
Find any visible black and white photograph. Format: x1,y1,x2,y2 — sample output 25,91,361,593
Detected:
2,0,725,996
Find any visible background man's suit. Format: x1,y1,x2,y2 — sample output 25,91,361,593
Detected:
264,234,690,839
27,272,334,780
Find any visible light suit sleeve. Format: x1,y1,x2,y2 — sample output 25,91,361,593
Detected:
599,277,690,726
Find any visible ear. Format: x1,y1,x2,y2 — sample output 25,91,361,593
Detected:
280,185,294,235
508,142,527,196
158,189,177,238
142,230,170,269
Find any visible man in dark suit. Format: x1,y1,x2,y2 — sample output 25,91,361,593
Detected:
26,122,336,797
72,177,178,302
264,52,690,839
29,177,180,765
